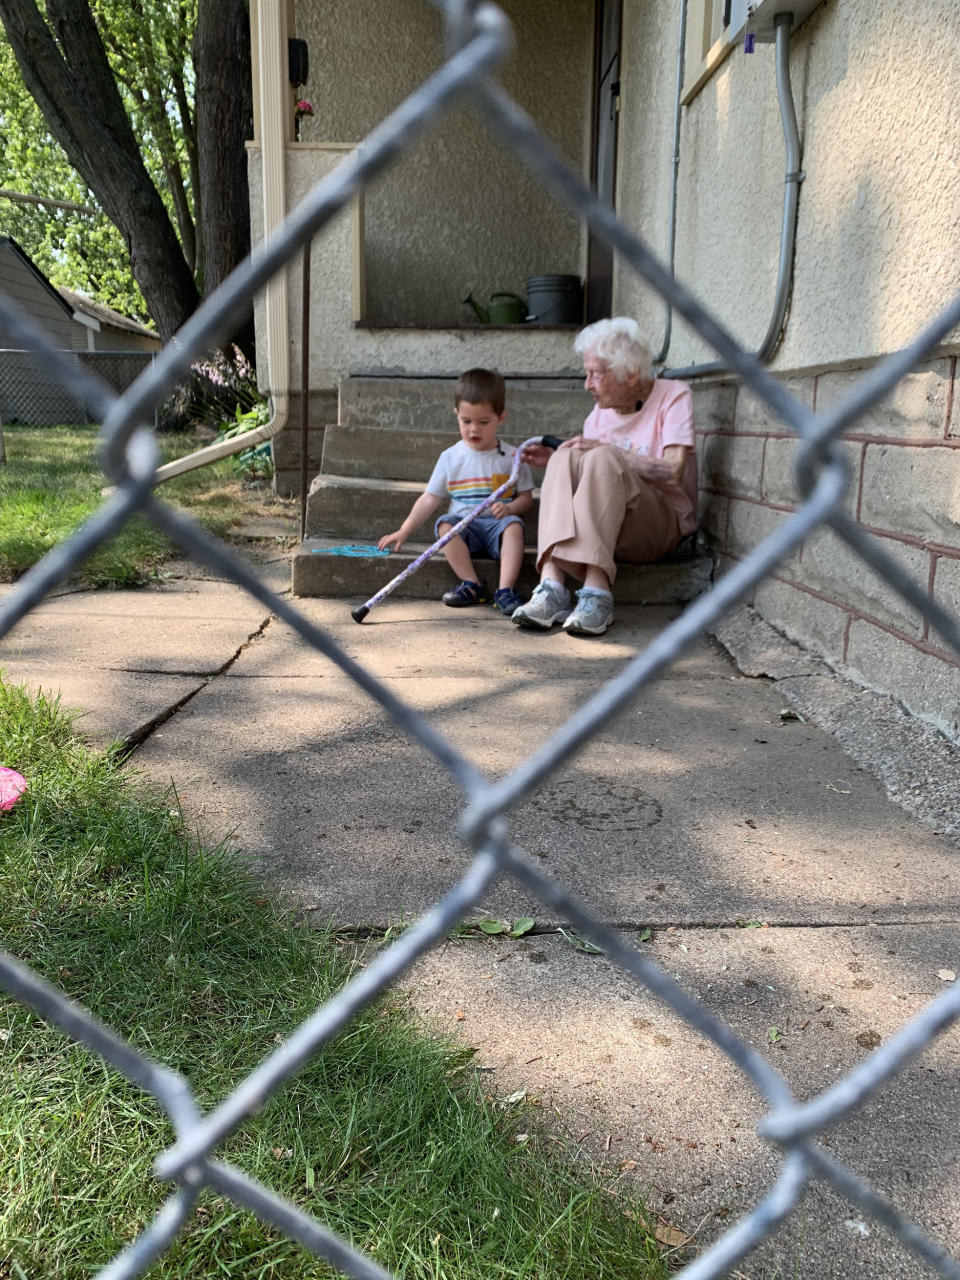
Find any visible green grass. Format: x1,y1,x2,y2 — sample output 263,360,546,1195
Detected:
0,678,670,1279
0,423,284,587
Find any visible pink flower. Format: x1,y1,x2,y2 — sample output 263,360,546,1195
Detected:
0,766,26,812
296,99,314,117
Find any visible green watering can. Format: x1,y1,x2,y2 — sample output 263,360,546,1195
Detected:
462,290,528,325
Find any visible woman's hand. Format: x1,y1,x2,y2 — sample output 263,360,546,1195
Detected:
377,530,405,552
520,442,553,468
560,435,603,451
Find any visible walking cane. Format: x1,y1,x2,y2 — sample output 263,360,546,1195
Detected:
351,434,561,623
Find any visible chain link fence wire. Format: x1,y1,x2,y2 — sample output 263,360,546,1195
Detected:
1,2,960,1277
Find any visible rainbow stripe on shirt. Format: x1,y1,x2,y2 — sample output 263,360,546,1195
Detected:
447,472,514,504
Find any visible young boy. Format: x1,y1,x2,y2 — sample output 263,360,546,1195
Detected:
377,368,534,615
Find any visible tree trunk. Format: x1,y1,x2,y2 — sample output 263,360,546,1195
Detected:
0,0,199,341
194,0,252,290
194,0,254,361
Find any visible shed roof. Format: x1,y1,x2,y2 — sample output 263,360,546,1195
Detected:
57,286,157,340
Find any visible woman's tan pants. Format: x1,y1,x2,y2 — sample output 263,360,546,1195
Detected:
536,445,681,584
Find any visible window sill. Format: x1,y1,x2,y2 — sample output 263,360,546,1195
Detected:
682,31,738,105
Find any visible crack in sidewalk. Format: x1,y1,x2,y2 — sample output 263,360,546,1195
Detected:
304,917,960,940
118,613,275,755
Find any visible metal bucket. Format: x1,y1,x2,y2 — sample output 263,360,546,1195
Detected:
526,274,583,325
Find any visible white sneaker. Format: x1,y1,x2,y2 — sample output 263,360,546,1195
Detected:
511,580,572,629
562,588,614,636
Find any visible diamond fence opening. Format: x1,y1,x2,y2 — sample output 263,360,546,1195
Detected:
1,3,960,1278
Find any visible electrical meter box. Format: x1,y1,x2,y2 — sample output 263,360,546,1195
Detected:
727,0,826,43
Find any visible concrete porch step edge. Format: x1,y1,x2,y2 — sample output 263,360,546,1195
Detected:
292,536,714,605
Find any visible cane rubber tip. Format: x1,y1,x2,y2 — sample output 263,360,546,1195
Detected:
351,605,370,624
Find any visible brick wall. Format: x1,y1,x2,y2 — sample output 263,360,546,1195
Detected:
693,358,960,740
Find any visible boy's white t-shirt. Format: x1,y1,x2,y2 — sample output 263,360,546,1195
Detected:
426,440,534,520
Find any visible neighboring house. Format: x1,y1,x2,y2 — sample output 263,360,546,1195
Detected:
56,286,160,355
247,0,960,740
0,237,160,423
0,236,86,350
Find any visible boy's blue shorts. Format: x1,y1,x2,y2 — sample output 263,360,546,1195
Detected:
433,512,524,561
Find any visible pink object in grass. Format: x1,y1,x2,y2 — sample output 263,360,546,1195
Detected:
0,767,26,811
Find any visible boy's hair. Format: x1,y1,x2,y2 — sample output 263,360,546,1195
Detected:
454,368,506,415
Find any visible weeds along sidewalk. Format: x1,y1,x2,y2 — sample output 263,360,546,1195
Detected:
0,677,673,1279
0,422,294,588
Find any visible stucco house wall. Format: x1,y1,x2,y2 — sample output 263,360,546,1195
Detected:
294,0,593,328
617,0,960,373
616,0,960,737
248,143,585,387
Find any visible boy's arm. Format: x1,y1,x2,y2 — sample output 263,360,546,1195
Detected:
377,491,442,552
489,487,533,519
511,488,534,515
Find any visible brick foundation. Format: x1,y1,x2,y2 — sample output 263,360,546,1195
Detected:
694,357,960,740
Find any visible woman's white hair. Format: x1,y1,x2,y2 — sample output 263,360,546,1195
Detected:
574,317,652,382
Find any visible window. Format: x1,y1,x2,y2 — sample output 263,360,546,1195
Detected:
682,0,738,104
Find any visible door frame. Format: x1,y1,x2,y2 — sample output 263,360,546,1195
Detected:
585,0,623,322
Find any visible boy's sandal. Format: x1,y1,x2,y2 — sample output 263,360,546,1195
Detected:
493,587,524,616
442,579,489,607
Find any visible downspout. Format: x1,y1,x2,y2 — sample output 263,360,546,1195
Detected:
152,0,289,485
652,0,688,367
662,12,803,379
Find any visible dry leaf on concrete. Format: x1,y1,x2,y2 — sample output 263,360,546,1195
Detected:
653,1220,692,1248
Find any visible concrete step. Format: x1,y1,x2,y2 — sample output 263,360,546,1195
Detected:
292,535,714,605
339,375,593,436
305,473,541,541
320,424,560,483
321,423,461,481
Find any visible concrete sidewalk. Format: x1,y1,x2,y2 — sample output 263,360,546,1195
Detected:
1,551,959,1279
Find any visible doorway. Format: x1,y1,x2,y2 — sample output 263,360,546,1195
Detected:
586,0,622,322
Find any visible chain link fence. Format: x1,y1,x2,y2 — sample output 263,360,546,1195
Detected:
0,349,158,425
1,3,960,1277
0,347,262,433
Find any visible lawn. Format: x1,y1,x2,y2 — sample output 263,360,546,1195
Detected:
0,423,293,587
0,678,671,1279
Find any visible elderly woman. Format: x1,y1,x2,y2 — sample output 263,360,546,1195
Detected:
512,317,697,637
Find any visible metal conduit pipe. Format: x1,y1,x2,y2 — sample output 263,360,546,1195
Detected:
652,0,689,367
152,0,289,486
662,11,804,380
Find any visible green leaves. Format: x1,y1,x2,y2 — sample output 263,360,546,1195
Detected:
509,917,535,938
557,926,603,955
474,917,536,938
